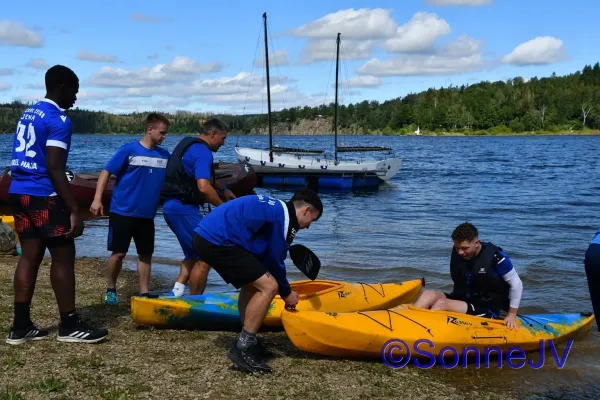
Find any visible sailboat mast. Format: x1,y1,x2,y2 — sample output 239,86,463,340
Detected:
334,32,340,165
263,12,273,163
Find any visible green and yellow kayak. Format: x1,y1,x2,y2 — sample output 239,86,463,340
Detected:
130,278,424,330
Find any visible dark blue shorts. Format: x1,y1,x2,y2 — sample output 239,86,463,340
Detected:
163,210,203,260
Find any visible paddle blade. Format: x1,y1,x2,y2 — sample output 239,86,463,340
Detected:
289,244,321,280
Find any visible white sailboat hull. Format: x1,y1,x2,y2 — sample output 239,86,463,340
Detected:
235,147,401,182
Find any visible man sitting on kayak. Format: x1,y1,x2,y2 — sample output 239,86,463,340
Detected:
414,222,523,330
192,189,323,373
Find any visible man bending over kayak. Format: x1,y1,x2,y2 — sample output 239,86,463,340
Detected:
192,189,323,373
414,222,523,330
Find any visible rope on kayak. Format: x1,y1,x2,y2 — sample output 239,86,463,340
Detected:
358,283,385,303
516,315,549,331
389,309,434,338
356,310,434,338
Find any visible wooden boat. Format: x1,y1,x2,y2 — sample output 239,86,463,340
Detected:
0,161,257,209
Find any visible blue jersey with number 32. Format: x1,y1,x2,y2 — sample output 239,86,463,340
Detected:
9,99,72,197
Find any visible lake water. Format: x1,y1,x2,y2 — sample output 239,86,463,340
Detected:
1,132,599,398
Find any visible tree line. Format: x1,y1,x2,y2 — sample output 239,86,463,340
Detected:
1,62,599,135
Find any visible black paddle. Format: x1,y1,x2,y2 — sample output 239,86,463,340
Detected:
289,244,321,280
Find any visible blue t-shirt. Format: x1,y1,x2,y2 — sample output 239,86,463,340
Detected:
591,228,600,245
105,141,170,219
163,143,213,215
9,99,72,197
194,194,292,297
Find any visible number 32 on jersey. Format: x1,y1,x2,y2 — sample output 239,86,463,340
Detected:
15,121,37,158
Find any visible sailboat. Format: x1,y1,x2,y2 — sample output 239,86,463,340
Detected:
234,13,401,189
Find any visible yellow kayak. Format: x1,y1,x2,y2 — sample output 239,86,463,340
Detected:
130,278,424,330
282,305,595,359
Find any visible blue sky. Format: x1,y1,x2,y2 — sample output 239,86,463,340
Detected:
0,0,598,115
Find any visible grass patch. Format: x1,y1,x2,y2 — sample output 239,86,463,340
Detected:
112,365,134,375
32,377,67,394
0,386,24,400
100,387,134,400
3,356,24,367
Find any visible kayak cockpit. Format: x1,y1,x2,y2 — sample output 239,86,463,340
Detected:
286,280,345,298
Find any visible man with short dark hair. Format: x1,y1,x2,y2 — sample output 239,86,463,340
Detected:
90,113,170,304
7,65,108,344
414,222,523,330
192,189,323,373
161,117,236,297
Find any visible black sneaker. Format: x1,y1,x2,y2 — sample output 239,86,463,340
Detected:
227,343,273,373
231,337,275,358
57,319,108,344
5,323,49,345
256,336,275,358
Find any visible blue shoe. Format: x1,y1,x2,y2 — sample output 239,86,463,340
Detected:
104,291,118,305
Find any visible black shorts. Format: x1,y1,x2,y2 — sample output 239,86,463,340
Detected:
107,212,155,255
9,194,73,247
192,233,267,289
444,293,500,319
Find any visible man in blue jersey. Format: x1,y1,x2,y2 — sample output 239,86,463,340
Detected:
6,65,108,345
192,189,323,373
161,117,236,297
89,113,170,304
584,227,600,331
414,222,524,330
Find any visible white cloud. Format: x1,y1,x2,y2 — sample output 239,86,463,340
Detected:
16,93,41,102
502,36,567,66
442,34,483,57
26,58,49,70
23,82,45,90
358,31,484,77
71,70,316,113
358,53,483,76
88,57,225,88
131,12,162,23
162,57,223,74
0,68,14,76
343,76,382,88
290,8,397,40
385,12,451,53
300,39,376,64
0,82,11,92
77,49,121,63
0,20,44,47
119,72,264,97
425,0,492,6
255,49,290,67
77,89,118,101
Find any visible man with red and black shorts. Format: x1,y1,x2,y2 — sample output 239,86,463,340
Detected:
6,65,108,345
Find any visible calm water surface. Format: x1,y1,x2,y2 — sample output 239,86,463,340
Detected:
1,133,599,398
